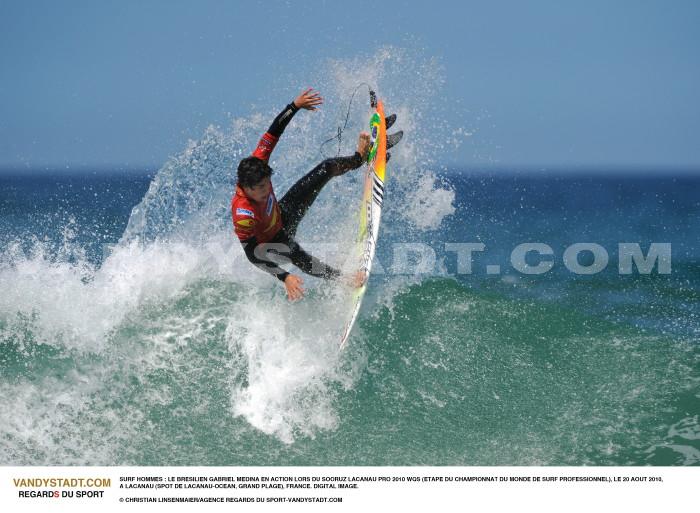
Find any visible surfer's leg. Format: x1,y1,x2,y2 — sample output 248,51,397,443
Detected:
287,237,340,280
279,153,363,237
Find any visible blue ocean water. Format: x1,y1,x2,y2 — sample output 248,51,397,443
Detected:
0,48,698,466
0,169,697,466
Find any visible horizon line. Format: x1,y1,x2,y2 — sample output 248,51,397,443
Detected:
0,164,699,177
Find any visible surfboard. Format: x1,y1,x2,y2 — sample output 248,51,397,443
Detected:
339,92,402,349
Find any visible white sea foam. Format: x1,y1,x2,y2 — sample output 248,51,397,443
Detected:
225,291,348,443
0,234,240,351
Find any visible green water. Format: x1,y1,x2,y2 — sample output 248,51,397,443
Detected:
3,277,695,465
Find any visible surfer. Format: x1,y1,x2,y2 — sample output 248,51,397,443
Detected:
232,88,369,301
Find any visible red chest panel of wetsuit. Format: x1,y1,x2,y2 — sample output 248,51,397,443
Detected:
231,185,283,243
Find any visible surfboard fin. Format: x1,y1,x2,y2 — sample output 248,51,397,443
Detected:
386,152,391,163
385,114,397,130
387,130,403,150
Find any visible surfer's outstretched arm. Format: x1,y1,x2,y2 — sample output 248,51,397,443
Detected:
252,88,323,163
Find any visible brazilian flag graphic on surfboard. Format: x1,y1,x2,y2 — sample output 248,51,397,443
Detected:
340,91,402,349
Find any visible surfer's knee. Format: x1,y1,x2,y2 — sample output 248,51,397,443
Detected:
323,156,357,177
314,158,341,178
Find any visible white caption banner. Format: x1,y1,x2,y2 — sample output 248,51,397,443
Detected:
0,466,697,512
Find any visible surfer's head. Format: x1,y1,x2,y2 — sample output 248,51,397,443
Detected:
238,157,273,202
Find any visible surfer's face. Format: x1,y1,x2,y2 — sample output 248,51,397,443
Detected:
243,177,271,203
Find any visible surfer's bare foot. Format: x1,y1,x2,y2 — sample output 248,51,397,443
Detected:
343,270,367,289
284,274,305,301
357,131,370,160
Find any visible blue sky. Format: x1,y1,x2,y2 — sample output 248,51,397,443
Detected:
1,0,699,171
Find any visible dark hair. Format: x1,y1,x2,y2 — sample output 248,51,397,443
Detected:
237,157,273,188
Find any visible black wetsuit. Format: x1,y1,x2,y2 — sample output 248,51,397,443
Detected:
232,101,363,282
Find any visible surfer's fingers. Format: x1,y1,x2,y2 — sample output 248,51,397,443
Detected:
295,89,322,110
297,94,323,111
301,88,321,100
287,277,305,300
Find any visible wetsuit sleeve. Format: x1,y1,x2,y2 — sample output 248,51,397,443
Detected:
288,239,341,280
241,237,290,282
251,102,300,163
266,102,300,137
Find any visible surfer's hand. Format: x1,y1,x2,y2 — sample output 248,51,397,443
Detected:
357,131,370,160
293,88,323,111
284,274,305,301
342,270,367,289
